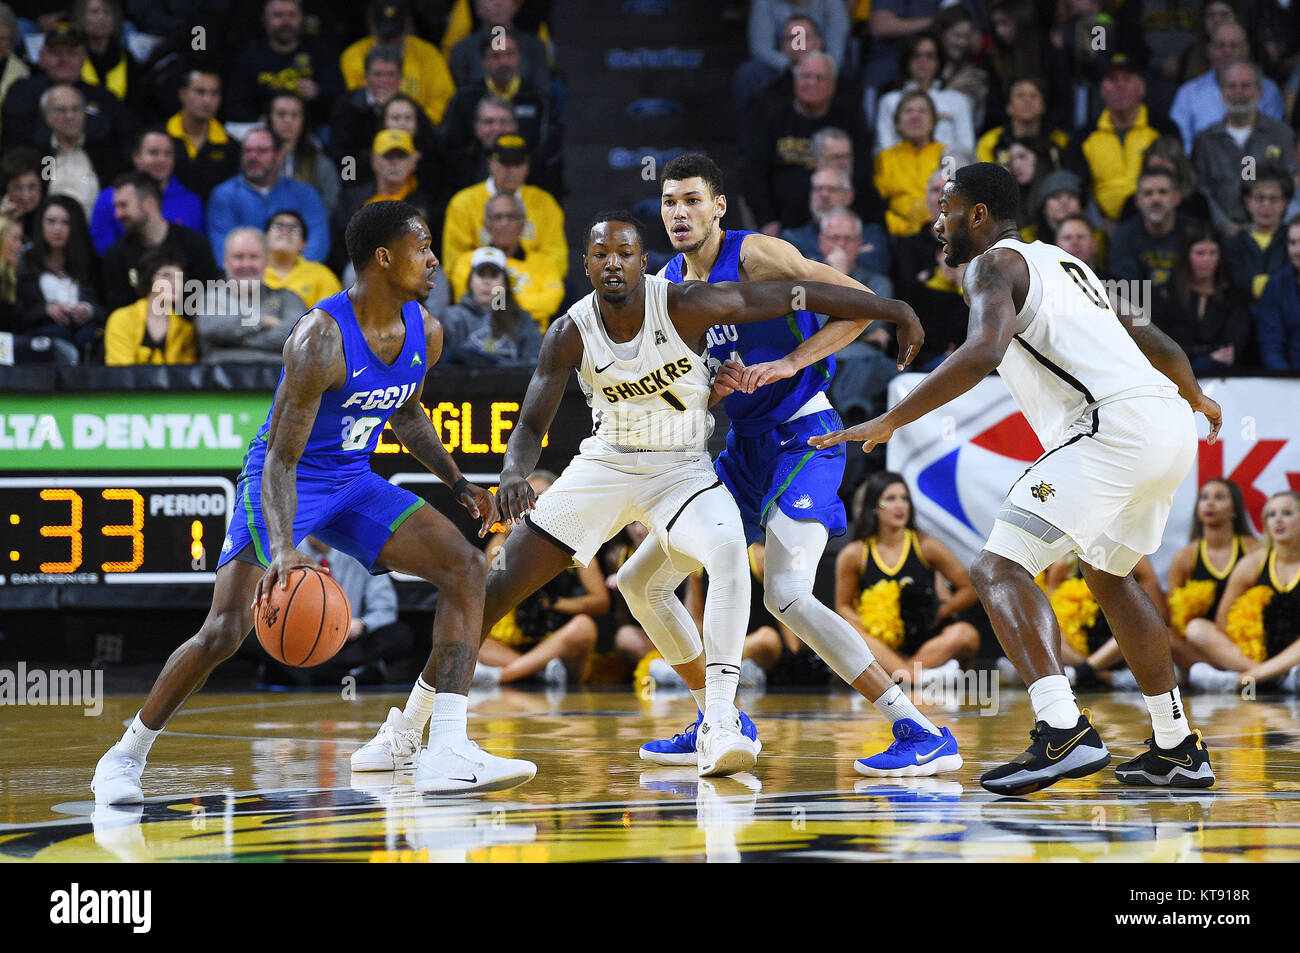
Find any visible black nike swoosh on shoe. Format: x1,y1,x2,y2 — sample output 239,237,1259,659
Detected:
595,361,615,373
449,775,478,783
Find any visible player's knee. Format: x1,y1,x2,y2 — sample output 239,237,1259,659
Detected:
762,573,805,618
196,614,248,661
703,538,748,585
969,551,1005,597
615,560,646,602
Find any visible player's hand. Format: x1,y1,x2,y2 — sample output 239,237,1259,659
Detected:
1194,393,1223,445
456,480,498,537
252,547,320,609
734,357,796,393
808,414,895,453
712,358,744,400
894,310,925,371
496,473,537,524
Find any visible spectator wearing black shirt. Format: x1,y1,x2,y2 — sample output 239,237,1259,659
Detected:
74,0,143,108
14,195,104,357
225,0,343,128
1253,216,1300,373
443,94,521,196
1152,224,1253,376
449,0,552,95
100,172,219,312
167,69,239,201
1056,213,1107,276
326,44,400,167
1109,167,1197,294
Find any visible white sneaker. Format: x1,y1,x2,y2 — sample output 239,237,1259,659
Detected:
1281,665,1300,694
415,738,536,795
1109,668,1140,691
91,745,144,804
648,657,688,690
351,708,423,772
542,657,567,685
739,658,767,691
472,661,502,687
919,658,961,691
1188,662,1241,693
697,705,759,778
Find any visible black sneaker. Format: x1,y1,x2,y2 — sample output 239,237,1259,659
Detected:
1114,729,1215,788
980,709,1111,796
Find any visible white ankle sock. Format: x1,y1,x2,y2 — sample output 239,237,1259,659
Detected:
402,676,436,729
705,662,740,714
118,713,159,760
690,687,707,712
1144,687,1191,750
873,684,939,734
1027,674,1080,729
428,693,468,747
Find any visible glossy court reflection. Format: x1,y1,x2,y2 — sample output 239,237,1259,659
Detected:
2,688,1298,862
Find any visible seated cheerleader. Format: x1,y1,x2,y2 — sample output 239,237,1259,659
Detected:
1184,490,1300,693
1165,478,1260,672
477,471,611,686
1042,553,1167,690
834,471,980,687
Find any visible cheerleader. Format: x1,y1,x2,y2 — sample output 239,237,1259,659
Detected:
835,471,980,686
1185,491,1300,693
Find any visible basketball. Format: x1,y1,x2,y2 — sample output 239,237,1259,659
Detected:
255,568,352,667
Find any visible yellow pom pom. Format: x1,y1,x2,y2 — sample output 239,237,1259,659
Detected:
632,650,663,691
1224,585,1273,664
488,610,527,648
1049,577,1100,656
857,579,905,650
1168,579,1218,635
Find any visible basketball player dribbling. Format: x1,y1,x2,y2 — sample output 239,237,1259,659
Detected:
814,164,1224,794
90,202,534,803
351,212,923,778
633,153,965,777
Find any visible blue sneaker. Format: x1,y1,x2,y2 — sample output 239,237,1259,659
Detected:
639,709,761,765
854,719,962,777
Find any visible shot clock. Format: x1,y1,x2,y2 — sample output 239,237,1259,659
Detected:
1,477,234,584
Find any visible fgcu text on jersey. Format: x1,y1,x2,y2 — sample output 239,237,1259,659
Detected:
244,290,427,476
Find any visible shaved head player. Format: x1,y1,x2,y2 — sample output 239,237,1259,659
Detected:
90,201,536,802
814,164,1224,794
351,211,922,778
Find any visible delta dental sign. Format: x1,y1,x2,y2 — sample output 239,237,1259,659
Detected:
0,393,269,469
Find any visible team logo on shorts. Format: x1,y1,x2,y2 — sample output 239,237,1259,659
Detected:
791,494,813,509
1030,481,1055,502
221,535,233,555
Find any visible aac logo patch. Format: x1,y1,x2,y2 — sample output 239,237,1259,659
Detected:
1030,481,1055,502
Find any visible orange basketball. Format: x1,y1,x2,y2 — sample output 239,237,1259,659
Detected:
255,567,352,667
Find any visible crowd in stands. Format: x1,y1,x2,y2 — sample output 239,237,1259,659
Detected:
0,0,566,367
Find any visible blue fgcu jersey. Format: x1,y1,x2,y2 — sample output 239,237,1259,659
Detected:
663,229,832,437
245,289,427,479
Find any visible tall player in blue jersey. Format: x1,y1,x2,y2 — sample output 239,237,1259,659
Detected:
91,201,537,803
634,154,963,776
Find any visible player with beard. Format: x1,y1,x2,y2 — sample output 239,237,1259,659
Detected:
351,211,924,780
813,163,1223,793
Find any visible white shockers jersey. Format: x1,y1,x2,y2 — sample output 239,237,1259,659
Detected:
567,274,713,454
989,238,1177,450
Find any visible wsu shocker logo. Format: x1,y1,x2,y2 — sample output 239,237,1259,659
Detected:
1030,482,1056,502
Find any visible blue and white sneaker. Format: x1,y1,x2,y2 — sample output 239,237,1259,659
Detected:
639,709,761,765
854,719,963,777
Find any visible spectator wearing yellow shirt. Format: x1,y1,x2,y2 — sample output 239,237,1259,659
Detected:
264,209,342,308
443,134,566,281
103,246,196,366
874,91,946,236
450,193,564,329
340,0,456,125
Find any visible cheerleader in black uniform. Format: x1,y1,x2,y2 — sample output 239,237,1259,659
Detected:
1186,491,1300,692
834,471,980,686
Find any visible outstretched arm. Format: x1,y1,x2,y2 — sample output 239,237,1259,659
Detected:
1119,312,1222,443
497,315,584,521
810,247,1023,452
389,309,497,536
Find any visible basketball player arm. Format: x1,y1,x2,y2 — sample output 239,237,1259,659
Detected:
498,316,584,521
809,249,1021,452
388,311,498,536
1118,314,1223,443
253,312,340,606
725,235,925,394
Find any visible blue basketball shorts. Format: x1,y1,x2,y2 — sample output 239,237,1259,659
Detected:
715,408,847,545
217,465,425,573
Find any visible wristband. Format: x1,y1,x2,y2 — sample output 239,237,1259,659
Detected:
452,476,470,497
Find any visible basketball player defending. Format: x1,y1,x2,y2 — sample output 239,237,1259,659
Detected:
91,202,536,803
814,164,1223,794
352,212,922,779
633,153,963,777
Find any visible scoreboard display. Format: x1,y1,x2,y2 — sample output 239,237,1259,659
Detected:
0,381,591,608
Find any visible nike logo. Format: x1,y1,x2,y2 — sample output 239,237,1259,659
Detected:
1045,728,1090,761
448,775,478,783
1157,754,1193,767
595,361,614,373
779,436,795,447
352,367,367,378
916,746,948,765
779,599,797,613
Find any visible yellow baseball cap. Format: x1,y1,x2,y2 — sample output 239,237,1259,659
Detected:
373,129,416,156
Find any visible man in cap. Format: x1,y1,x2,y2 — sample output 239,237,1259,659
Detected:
333,128,437,269
442,133,566,283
